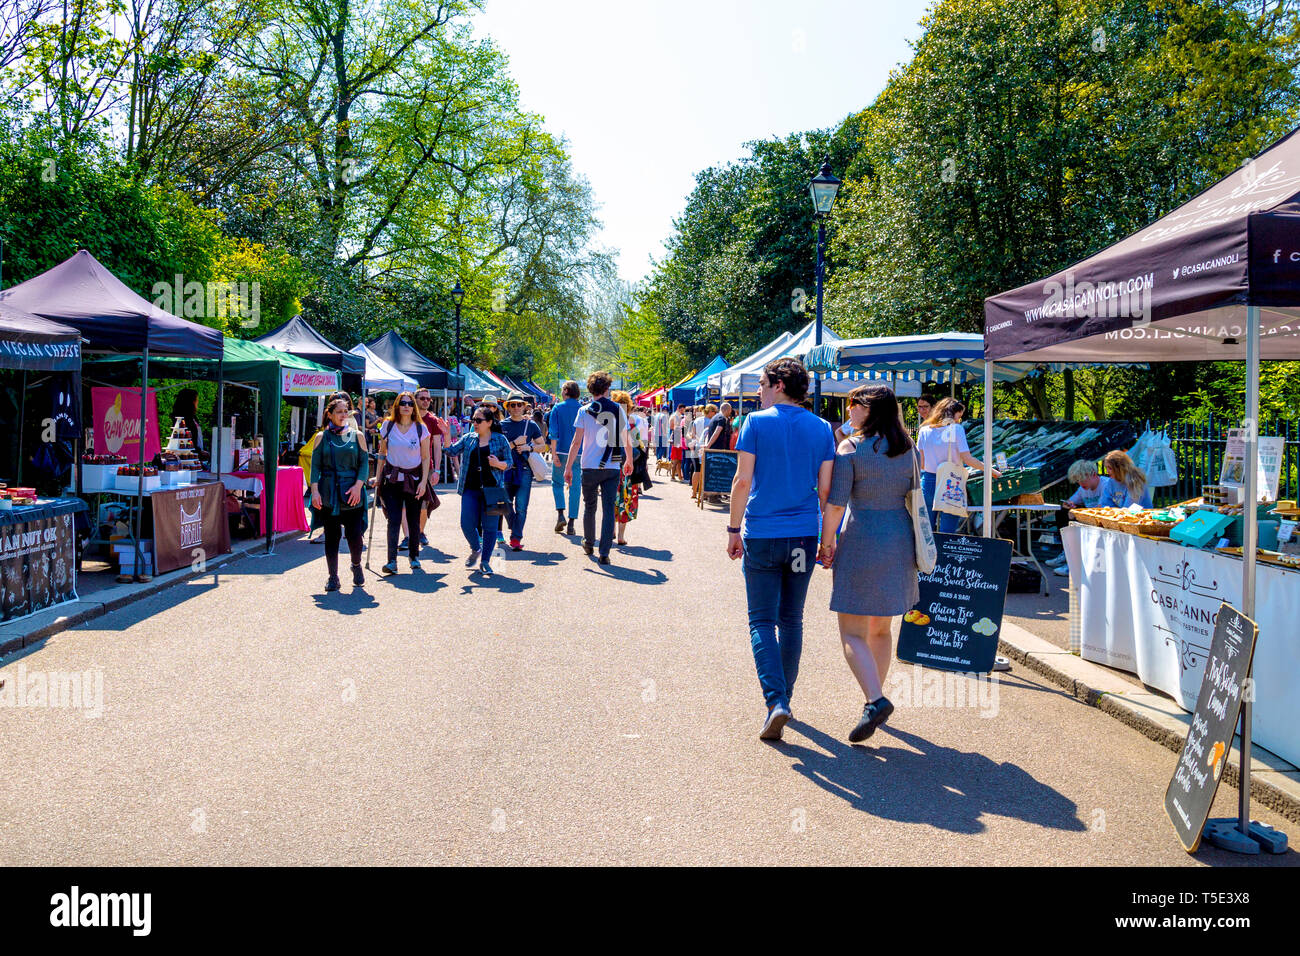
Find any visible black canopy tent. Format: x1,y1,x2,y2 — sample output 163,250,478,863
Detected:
255,315,365,392
984,125,1300,853
365,330,463,390
0,250,225,581
0,301,83,484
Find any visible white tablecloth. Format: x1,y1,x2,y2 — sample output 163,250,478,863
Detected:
1064,523,1300,766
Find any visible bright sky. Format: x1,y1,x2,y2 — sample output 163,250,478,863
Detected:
473,0,934,284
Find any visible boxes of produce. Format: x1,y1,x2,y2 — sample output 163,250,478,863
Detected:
966,466,1041,504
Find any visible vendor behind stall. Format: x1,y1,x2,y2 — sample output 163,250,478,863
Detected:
170,388,209,464
1097,449,1152,508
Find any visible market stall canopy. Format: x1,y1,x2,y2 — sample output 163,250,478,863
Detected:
348,344,418,393
103,336,339,395
365,330,462,389
806,332,1048,383
456,363,501,397
984,125,1300,362
669,355,729,406
636,386,665,407
522,380,551,402
712,332,793,394
481,368,513,392
255,315,366,384
0,250,223,358
0,300,82,371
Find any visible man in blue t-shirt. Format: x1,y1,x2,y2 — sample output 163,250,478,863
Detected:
727,357,835,742
548,380,583,534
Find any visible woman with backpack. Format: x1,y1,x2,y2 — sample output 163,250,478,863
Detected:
447,401,512,575
819,384,920,743
309,398,370,591
376,391,432,575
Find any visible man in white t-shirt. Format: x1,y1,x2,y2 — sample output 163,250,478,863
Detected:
564,371,633,565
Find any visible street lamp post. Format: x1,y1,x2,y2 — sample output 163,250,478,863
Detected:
808,159,841,416
452,280,465,409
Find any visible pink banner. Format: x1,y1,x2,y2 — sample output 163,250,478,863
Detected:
91,387,161,462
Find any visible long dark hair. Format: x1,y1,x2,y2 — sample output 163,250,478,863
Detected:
848,384,913,458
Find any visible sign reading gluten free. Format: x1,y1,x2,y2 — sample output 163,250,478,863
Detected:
896,533,1012,673
1164,601,1258,853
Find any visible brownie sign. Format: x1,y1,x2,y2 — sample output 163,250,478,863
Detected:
1164,602,1258,853
896,533,1011,673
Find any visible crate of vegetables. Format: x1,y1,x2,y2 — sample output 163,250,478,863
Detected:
966,467,1041,504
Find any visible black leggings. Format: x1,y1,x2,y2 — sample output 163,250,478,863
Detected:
322,509,365,577
381,483,421,562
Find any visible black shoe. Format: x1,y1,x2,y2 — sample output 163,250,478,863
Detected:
555,511,566,533
398,537,409,550
583,540,594,555
325,575,341,592
351,564,364,586
566,519,575,535
849,697,895,743
419,533,429,548
598,555,611,565
381,560,398,575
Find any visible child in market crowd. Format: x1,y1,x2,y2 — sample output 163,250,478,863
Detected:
1045,459,1106,575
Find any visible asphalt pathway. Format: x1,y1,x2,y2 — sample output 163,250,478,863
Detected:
1,477,1296,865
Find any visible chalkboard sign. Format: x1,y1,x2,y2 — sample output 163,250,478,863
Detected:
896,533,1012,673
1164,602,1258,853
701,449,738,498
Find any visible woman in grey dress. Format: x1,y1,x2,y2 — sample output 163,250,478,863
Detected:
820,384,920,743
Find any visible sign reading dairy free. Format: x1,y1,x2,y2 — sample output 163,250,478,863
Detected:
90,387,161,460
281,368,340,396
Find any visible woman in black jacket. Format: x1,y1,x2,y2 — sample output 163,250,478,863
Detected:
310,398,370,591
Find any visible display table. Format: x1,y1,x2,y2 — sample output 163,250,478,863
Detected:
1064,523,1300,766
201,467,309,534
0,497,87,623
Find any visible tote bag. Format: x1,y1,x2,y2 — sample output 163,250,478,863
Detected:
908,451,938,573
931,425,969,518
527,451,551,482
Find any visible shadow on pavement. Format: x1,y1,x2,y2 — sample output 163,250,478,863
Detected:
416,547,456,565
777,720,1086,835
614,545,673,562
374,571,449,596
459,574,536,595
583,564,668,586
514,551,566,567
311,587,380,614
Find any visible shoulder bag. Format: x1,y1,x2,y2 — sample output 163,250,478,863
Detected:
908,450,938,573
931,424,969,518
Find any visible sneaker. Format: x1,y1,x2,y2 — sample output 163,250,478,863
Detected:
351,564,364,586
760,703,791,741
381,560,398,575
410,558,422,571
325,574,341,592
419,533,428,547
398,537,409,550
1044,554,1067,567
566,519,576,535
555,511,566,533
1053,565,1069,576
510,537,523,551
582,540,594,555
849,696,894,743
480,560,493,575
598,555,611,566
465,549,480,568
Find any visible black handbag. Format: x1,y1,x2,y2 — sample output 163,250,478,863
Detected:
482,483,514,523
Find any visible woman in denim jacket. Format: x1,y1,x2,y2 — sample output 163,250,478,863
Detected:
448,402,512,574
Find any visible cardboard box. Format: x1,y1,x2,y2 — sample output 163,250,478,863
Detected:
115,473,161,493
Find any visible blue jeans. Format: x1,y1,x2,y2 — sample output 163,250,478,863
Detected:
655,443,667,459
742,535,818,710
582,467,620,557
551,452,581,518
682,456,696,482
506,471,532,539
921,471,962,534
459,489,501,556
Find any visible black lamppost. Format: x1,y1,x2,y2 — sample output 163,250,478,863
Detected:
808,159,841,415
452,280,465,406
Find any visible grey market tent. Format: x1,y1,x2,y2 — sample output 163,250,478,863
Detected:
0,300,82,371
255,315,365,391
365,331,462,390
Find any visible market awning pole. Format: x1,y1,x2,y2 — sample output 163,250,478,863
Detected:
131,348,151,582
16,371,25,485
215,366,225,481
983,360,993,537
1239,306,1260,837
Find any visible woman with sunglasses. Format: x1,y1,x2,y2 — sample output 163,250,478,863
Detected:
376,391,432,574
447,402,512,574
309,398,369,591
501,392,545,551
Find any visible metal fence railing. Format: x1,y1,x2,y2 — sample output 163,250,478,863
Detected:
1158,416,1300,505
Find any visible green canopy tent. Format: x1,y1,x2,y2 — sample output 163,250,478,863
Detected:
88,337,339,555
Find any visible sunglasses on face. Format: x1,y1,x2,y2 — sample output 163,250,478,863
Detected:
417,396,430,401
399,400,414,406
473,416,489,423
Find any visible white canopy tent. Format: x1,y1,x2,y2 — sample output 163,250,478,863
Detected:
711,332,793,395
349,343,419,393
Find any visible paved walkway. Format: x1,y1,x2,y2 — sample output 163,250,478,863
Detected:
1,478,1296,865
